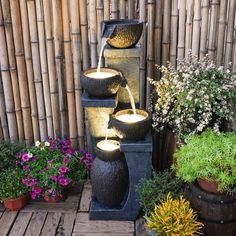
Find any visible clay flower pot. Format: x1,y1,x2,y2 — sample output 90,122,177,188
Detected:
101,19,143,48
3,195,28,211
108,109,151,140
43,189,67,203
198,178,221,194
81,67,127,98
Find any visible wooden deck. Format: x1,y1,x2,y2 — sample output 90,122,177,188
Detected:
0,181,148,236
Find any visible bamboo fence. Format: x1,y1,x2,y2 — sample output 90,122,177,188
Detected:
0,0,235,157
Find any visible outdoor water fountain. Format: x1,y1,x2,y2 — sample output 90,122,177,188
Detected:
81,19,152,220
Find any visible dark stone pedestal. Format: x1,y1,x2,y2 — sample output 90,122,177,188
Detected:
89,134,152,221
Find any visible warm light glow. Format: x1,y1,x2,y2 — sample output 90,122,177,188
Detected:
116,114,146,123
86,71,116,79
97,140,120,151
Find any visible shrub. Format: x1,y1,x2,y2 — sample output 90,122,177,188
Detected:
136,170,185,214
145,193,204,236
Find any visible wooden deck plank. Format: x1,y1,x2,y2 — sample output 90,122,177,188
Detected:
135,216,149,236
56,213,76,236
73,233,134,236
73,213,134,234
0,210,18,236
24,212,47,236
0,203,4,212
79,180,92,212
41,212,61,236
8,212,32,236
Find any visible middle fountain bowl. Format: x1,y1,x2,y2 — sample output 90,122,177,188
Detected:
108,109,151,140
81,67,127,98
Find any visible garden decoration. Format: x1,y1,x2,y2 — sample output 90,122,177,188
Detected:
145,193,203,236
81,19,152,221
150,53,236,141
17,137,91,202
0,168,28,211
173,129,236,236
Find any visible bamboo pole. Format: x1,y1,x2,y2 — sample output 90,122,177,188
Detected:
35,0,54,138
42,0,60,137
62,0,77,147
1,0,24,141
111,0,118,19
120,0,126,19
52,0,68,137
0,3,18,141
200,0,209,58
216,0,227,66
224,0,236,69
0,68,9,139
97,0,104,51
9,0,33,145
128,0,135,19
26,0,48,140
170,0,178,67
70,0,85,149
208,0,220,60
185,0,194,58
79,0,90,70
162,0,171,65
146,0,155,108
177,0,186,61
191,0,201,56
18,0,40,142
139,0,146,109
89,0,98,67
103,0,110,20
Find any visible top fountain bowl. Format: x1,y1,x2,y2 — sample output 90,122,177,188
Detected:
81,67,127,98
101,19,143,49
108,109,151,140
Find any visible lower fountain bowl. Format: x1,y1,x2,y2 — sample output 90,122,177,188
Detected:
81,67,126,98
108,109,151,140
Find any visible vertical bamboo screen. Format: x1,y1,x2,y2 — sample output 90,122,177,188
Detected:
0,0,235,150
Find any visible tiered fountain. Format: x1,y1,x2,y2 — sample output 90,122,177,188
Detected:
81,19,152,221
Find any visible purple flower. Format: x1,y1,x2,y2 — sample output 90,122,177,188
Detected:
86,153,93,160
86,163,92,169
59,166,69,174
59,178,71,186
23,165,30,171
22,154,30,162
33,187,42,194
50,175,58,181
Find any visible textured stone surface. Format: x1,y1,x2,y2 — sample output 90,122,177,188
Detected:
91,156,128,208
104,46,142,105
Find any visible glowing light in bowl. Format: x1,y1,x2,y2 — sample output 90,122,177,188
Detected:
115,114,146,123
86,72,117,79
97,140,120,152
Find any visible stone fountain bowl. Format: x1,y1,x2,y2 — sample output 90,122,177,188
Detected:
101,19,143,49
81,67,127,98
95,139,121,161
108,109,151,140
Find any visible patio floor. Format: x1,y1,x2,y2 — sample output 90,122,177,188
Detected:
0,180,147,236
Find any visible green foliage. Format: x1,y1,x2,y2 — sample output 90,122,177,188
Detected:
0,168,28,200
0,139,24,170
136,170,185,214
145,193,204,236
172,129,236,193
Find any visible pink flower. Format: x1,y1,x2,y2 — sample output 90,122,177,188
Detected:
29,179,37,186
59,178,71,186
22,154,30,162
86,153,93,160
59,166,69,174
47,160,53,164
86,163,92,169
22,178,28,185
63,157,69,164
23,165,30,171
50,175,58,181
30,192,37,200
66,148,73,156
33,187,42,194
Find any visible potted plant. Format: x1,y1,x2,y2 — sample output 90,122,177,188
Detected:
136,170,185,215
172,129,236,194
17,137,92,202
145,193,203,236
150,53,236,140
0,139,23,170
0,168,28,210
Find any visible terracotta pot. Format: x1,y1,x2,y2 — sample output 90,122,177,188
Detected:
43,189,67,203
3,195,28,211
198,178,221,194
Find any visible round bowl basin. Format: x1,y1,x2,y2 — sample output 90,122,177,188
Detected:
108,109,151,140
102,19,143,48
81,67,126,98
